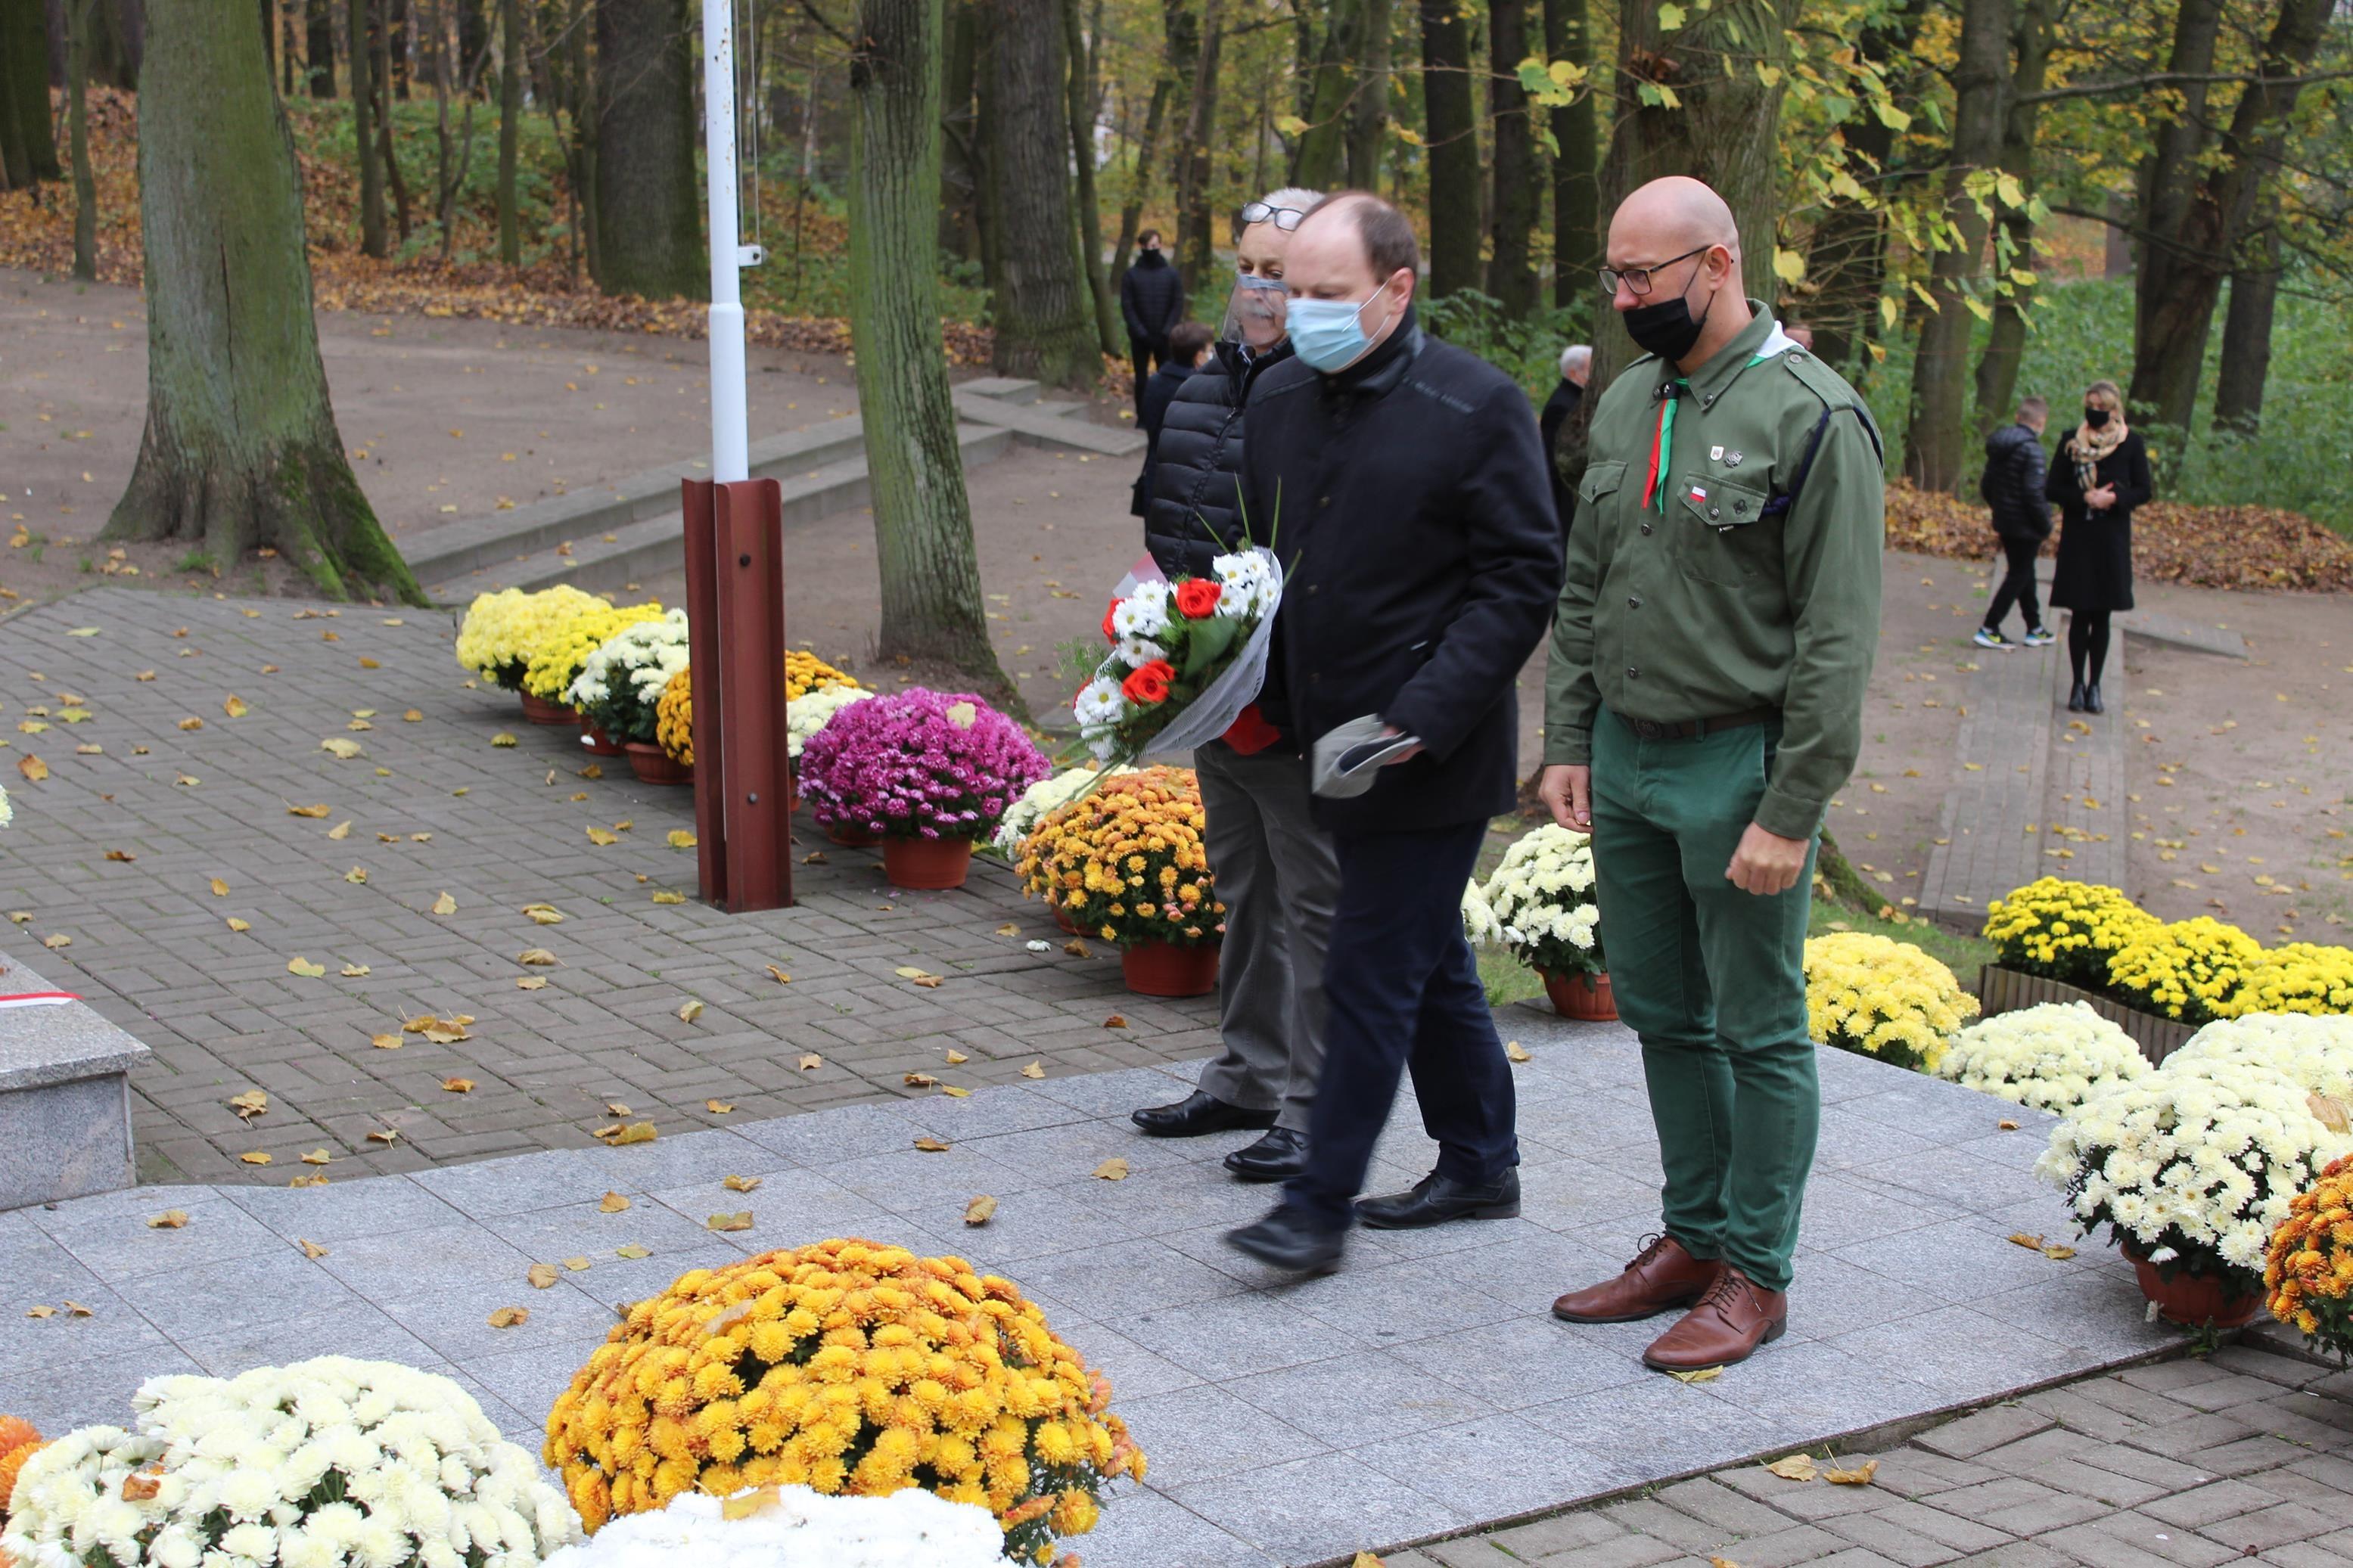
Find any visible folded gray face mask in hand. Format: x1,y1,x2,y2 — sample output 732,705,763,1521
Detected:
1312,715,1422,798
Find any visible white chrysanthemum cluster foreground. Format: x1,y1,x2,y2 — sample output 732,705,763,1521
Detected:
1936,1001,2152,1113
2,1358,580,1568
1461,823,1602,977
536,1489,1004,1568
567,609,689,711
2166,1011,2353,1101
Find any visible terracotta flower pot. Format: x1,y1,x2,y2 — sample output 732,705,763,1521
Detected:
1053,902,1080,935
579,721,627,757
2122,1240,2264,1329
1122,940,1219,998
1542,969,1618,1022
624,741,693,786
520,691,577,725
882,837,974,890
828,821,883,848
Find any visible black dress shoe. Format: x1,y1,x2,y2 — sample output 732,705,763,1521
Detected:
1223,1126,1308,1183
1225,1205,1345,1275
2067,681,2087,713
1130,1089,1278,1138
1355,1169,1522,1230
2083,682,2104,715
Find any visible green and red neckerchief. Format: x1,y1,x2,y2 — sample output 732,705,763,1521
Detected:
1637,326,1803,514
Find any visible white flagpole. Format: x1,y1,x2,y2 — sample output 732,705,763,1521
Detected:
702,0,752,483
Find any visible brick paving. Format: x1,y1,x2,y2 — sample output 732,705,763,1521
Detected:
0,588,1215,1185
1406,1344,2352,1568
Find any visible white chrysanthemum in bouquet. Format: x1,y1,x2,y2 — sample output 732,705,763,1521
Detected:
1077,548,1283,763
2166,1012,2353,1102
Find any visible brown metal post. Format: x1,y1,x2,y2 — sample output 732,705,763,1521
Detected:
713,477,794,911
681,478,728,905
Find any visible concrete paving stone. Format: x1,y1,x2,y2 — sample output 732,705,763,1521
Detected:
1114,1380,1327,1486
1510,1532,1689,1568
1828,1305,2083,1404
176,1296,445,1378
37,1196,291,1284
112,1244,366,1344
1917,1404,2061,1460
0,1340,207,1437
2138,1431,2305,1479
2193,1499,2340,1554
2136,1476,2286,1531
1388,1313,1655,1414
1355,1411,1629,1524
1938,1546,2073,1568
2016,1383,2156,1445
2044,1511,2240,1568
1282,1256,1530,1345
1009,1240,1254,1325
1720,1524,1872,1568
1167,1445,1471,1563
1046,1488,1279,1568
1823,1502,2012,1566
1704,1338,1947,1433
2068,1373,2208,1429
1652,1474,1807,1537
1107,1293,1371,1386
1478,1508,1633,1560
1725,1470,1901,1523
1587,1498,1733,1553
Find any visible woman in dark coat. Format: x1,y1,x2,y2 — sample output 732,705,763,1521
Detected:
2047,378,2151,716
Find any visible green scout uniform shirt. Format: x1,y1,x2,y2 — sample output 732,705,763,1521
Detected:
1545,303,1885,841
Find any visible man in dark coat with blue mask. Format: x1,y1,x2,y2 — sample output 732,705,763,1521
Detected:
1223,191,1563,1275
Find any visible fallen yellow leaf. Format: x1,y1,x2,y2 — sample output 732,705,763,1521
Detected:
995,924,1021,936
487,1306,530,1328
226,917,251,932
287,956,326,978
1667,1366,1722,1384
765,965,791,984
370,1032,401,1049
519,948,559,965
223,695,248,717
343,865,368,883
491,731,518,747
1765,1453,1819,1482
300,1149,331,1165
228,1089,269,1119
179,716,204,731
340,964,370,977
147,1209,190,1229
442,1077,476,1094
297,1238,330,1259
210,877,230,896
431,891,458,915
586,826,619,846
1825,1459,1879,1486
614,1244,651,1259
1505,1040,1533,1063
667,829,697,848
17,754,48,782
104,848,135,862
1021,1061,1046,1079
945,1050,971,1065
1997,1119,2020,1131
1103,1014,1128,1029
797,1053,822,1071
288,803,330,817
526,1263,560,1289
706,1099,735,1114
239,1151,272,1166
964,1194,997,1227
905,1073,937,1088
707,1211,754,1233
678,999,705,1023
524,902,564,924
563,1256,591,1271
1093,1158,1130,1181
600,1122,657,1146
599,1191,632,1213
651,890,685,905
722,1175,763,1193
319,737,364,759
365,1128,399,1145
913,1137,951,1153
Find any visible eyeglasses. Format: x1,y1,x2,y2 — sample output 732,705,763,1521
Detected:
1239,201,1308,231
1598,246,1710,297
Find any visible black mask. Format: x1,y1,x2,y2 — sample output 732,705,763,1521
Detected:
2084,406,2111,429
1622,286,1714,362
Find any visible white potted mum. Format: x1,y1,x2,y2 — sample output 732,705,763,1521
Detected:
1463,824,1612,1020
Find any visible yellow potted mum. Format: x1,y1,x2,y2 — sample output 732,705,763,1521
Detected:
1016,766,1223,996
1804,932,1980,1073
543,1239,1142,1566
526,600,667,728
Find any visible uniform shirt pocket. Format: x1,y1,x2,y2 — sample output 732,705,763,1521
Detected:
1674,471,1772,585
1580,459,1627,508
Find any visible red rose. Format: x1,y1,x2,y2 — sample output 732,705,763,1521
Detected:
1173,579,1223,619
1102,599,1121,642
1121,659,1176,705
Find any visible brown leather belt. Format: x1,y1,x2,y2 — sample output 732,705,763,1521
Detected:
1616,707,1778,741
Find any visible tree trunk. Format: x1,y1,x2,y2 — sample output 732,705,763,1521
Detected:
82,0,137,89
306,0,334,92
1108,74,1167,282
984,0,1100,387
350,0,388,255
456,0,486,78
1343,0,1388,190
938,0,980,260
848,0,1009,688
67,0,95,278
377,4,415,240
2,0,62,187
1971,0,2050,438
263,0,278,88
2125,0,2223,425
1484,0,1539,313
1158,0,1196,261
387,0,410,95
592,0,702,299
1898,0,2010,495
1419,0,1478,300
2126,0,2330,433
1061,0,1120,356
496,0,519,262
1800,0,1922,374
1170,0,1221,296
1289,0,1357,191
971,18,1004,297
1543,0,1595,307
2214,198,2277,433
107,0,422,604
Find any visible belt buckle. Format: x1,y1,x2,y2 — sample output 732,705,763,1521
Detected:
1630,717,1668,741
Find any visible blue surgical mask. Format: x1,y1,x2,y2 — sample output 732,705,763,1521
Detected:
1288,287,1395,373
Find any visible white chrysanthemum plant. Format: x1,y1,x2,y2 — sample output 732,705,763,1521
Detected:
1,1358,581,1568
536,1487,1004,1568
568,610,690,746
1461,823,1603,978
1935,1001,2153,1114
785,684,872,762
2166,1012,2353,1103
0,782,12,829
987,762,1140,858
2037,1060,2353,1294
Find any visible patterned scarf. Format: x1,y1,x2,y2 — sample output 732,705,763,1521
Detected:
2071,410,2127,495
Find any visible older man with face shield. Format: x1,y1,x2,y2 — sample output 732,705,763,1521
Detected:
1128,188,1341,1189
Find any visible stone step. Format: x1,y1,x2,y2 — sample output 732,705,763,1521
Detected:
950,387,1146,456
1988,563,2250,659
427,423,1017,601
0,954,152,1210
956,375,1043,405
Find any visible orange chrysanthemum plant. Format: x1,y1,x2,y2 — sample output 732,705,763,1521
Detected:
1015,765,1223,948
543,1239,1143,1566
2265,1153,2353,1363
0,1414,45,1565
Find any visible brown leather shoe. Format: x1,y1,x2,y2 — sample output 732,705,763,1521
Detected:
1642,1267,1788,1371
1550,1233,1723,1324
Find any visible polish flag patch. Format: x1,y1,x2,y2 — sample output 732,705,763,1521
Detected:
1689,485,1708,504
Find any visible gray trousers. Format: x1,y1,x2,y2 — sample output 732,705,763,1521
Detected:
1192,739,1338,1132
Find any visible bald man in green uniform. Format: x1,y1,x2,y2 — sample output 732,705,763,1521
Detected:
1540,176,1884,1371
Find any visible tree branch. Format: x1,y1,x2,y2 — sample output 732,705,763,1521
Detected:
2017,67,2353,107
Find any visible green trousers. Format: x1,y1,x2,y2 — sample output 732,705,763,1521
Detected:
1590,709,1820,1293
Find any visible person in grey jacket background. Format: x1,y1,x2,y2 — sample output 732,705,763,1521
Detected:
1974,396,2056,650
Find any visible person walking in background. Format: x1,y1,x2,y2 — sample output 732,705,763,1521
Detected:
1119,230,1188,408
2048,379,2150,715
1130,321,1216,520
1541,176,1882,1372
1540,344,1591,536
1220,191,1562,1274
1130,188,1338,1188
1974,396,2056,650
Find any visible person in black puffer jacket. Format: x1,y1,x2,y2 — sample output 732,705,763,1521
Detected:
1131,321,1216,518
1973,395,2054,650
1130,186,1339,1195
1119,231,1189,405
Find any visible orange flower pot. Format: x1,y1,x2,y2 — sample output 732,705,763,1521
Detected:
882,837,974,890
579,721,627,757
1542,970,1617,1021
624,741,692,785
1053,902,1080,934
2122,1240,2263,1328
521,691,577,725
828,821,883,848
1122,941,1218,998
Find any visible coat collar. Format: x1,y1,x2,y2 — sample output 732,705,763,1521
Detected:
1677,300,1783,403
1319,305,1422,399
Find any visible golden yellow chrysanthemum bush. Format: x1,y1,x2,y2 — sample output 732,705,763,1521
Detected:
543,1239,1144,1565
1982,877,2161,989
455,584,608,690
2265,1154,2353,1362
2106,917,2266,1026
2219,942,2353,1018
525,601,668,700
1803,932,1981,1074
657,667,695,765
785,650,863,701
1015,766,1223,947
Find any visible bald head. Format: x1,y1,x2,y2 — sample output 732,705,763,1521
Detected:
1601,175,1754,369
1609,176,1739,264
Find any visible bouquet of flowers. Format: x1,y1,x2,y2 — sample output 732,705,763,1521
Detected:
1,1358,580,1568
456,585,608,691
542,1239,1143,1566
799,690,1048,843
1015,767,1220,946
535,1489,1004,1568
1803,933,1980,1074
1074,550,1282,763
569,610,691,745
990,762,1139,859
2039,1060,2352,1293
1460,824,1602,979
1982,877,2160,990
524,601,667,703
2264,1153,2353,1361
2106,917,2266,1026
1935,1001,2150,1113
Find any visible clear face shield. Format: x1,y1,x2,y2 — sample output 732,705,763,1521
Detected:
1221,274,1290,352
